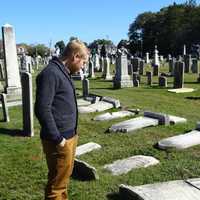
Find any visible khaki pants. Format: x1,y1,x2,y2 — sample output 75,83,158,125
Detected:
42,135,78,200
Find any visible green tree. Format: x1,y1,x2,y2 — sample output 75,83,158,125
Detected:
55,40,65,54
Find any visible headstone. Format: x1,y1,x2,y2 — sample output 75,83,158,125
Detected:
78,101,113,113
145,52,150,64
104,155,159,175
173,61,184,88
146,71,152,86
169,58,175,75
159,76,167,87
197,73,200,83
72,159,99,181
133,72,140,87
102,96,121,108
88,59,95,78
0,61,5,80
113,52,133,88
0,93,9,122
109,116,159,133
103,57,112,80
184,54,192,73
131,57,140,73
99,56,104,72
152,64,159,76
191,59,199,73
2,24,21,101
168,88,195,93
76,142,102,156
93,111,135,121
158,130,200,150
119,179,200,200
152,45,160,66
139,60,145,75
82,77,89,97
183,44,186,56
94,53,100,71
144,111,170,125
21,72,34,136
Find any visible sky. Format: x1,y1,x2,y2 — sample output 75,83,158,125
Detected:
0,0,199,46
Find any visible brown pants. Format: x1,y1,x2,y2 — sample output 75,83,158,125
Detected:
42,135,78,200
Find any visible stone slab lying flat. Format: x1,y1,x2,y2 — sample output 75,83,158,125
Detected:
76,142,102,157
168,88,195,93
186,178,200,189
102,96,121,108
78,101,113,113
109,116,159,133
168,115,187,124
72,159,99,181
104,155,159,175
77,98,91,106
158,130,200,150
119,178,200,200
93,111,135,121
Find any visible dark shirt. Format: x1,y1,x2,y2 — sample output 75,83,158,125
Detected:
35,57,78,144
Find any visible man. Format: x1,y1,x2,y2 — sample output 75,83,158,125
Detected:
35,39,89,200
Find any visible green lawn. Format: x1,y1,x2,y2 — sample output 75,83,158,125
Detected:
0,65,200,199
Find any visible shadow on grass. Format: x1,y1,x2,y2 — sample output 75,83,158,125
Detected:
0,128,26,137
106,192,121,200
185,96,200,100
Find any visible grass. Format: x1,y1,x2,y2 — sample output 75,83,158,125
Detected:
0,65,200,199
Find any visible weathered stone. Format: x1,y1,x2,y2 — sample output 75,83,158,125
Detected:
173,61,184,89
109,116,159,133
158,130,200,150
168,88,195,93
78,101,113,113
21,72,34,137
144,111,170,125
2,24,21,101
93,111,135,121
191,59,199,74
77,98,91,106
76,142,101,156
0,93,9,122
119,179,200,200
72,159,99,181
152,64,159,76
159,76,167,87
102,96,121,108
104,155,159,175
168,115,187,124
113,52,133,88
82,77,89,97
146,71,152,85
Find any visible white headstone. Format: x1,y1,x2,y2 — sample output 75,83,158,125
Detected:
76,142,102,156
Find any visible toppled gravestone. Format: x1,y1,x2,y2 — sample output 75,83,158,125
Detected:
119,178,200,200
109,111,187,133
72,159,99,181
93,110,135,121
157,122,200,150
104,155,159,175
76,142,102,156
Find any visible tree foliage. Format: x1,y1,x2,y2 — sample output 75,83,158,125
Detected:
128,1,200,56
55,40,65,54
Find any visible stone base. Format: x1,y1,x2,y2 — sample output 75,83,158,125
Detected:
113,79,133,89
6,86,22,102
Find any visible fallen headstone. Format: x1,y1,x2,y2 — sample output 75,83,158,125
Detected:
119,178,200,200
72,159,99,181
109,116,159,133
168,88,195,93
78,101,113,113
77,98,91,106
102,96,121,108
93,111,135,121
76,142,101,156
158,130,200,150
104,155,159,175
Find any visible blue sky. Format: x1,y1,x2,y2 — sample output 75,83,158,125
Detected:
0,0,199,46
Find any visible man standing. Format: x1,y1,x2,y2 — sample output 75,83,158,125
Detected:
35,40,89,200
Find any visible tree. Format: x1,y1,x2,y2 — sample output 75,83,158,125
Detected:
55,40,65,54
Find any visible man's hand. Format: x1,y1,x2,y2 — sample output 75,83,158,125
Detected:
58,138,66,147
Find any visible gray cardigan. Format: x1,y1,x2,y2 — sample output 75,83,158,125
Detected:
35,57,78,144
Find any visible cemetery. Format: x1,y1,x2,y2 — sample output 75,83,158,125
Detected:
1,1,200,200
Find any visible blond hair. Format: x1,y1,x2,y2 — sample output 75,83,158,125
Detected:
60,39,89,60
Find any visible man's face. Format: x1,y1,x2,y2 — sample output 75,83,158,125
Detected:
69,52,89,74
